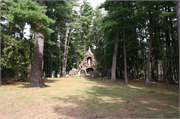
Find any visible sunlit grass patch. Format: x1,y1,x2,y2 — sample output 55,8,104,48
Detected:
0,77,179,118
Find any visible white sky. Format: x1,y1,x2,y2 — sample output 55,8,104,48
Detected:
24,0,106,39
85,0,105,8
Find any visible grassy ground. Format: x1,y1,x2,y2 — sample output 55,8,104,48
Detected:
0,77,179,119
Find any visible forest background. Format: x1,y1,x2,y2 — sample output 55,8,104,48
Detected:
1,0,179,87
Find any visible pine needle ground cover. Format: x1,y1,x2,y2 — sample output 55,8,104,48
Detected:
0,77,179,119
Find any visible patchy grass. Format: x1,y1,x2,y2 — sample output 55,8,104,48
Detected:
0,77,179,119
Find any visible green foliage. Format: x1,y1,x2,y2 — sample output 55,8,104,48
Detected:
6,0,55,35
1,0,178,82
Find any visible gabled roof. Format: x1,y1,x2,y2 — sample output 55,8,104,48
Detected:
79,47,97,71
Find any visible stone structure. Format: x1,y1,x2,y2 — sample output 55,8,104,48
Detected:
78,47,98,76
68,68,79,76
68,47,98,77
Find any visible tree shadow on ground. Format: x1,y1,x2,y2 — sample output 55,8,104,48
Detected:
52,77,179,118
84,77,179,92
1,78,20,86
52,95,142,118
1,78,61,88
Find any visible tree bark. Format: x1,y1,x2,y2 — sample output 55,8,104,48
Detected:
84,34,86,53
48,56,50,77
168,5,175,81
50,33,55,78
145,11,156,86
58,31,61,77
27,32,33,78
111,27,120,82
123,25,128,85
29,0,46,87
155,57,158,81
176,57,179,81
45,59,48,77
151,48,158,81
151,49,154,80
77,54,80,69
65,30,72,71
133,56,136,82
158,28,170,88
166,29,172,82
141,40,145,79
62,24,69,77
144,48,147,80
177,1,180,82
136,52,140,82
120,66,123,79
50,46,53,77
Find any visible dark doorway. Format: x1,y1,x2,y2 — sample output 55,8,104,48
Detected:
86,68,94,74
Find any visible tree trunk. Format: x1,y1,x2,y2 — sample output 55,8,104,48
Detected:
54,70,57,78
58,32,61,77
144,49,147,80
84,34,86,53
136,52,140,82
151,48,158,81
50,47,53,77
29,0,46,87
177,1,180,82
168,5,175,81
131,60,133,79
111,27,120,82
158,29,170,88
176,57,179,81
151,50,154,80
169,29,175,80
62,25,69,77
141,46,145,79
120,66,123,79
27,32,32,78
50,33,55,78
123,25,128,85
133,56,136,82
161,63,163,79
21,57,23,79
29,32,45,86
77,54,79,69
48,56,50,77
166,29,172,82
65,30,72,71
1,66,4,78
145,11,156,86
155,57,158,81
45,59,48,77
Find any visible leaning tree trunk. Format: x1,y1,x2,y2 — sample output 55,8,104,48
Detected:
29,1,46,87
62,24,69,77
111,27,120,82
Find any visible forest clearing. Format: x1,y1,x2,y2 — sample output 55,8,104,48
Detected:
1,0,180,118
0,77,179,119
